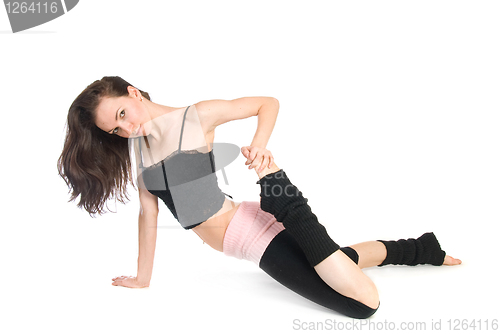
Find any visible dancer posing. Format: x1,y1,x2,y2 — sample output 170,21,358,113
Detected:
58,76,461,319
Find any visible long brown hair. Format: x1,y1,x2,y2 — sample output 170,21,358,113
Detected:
57,76,151,216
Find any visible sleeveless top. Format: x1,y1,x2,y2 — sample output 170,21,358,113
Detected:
138,106,232,230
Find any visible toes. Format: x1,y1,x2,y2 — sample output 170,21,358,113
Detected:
443,255,462,266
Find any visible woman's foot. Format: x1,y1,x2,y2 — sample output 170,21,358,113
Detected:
443,255,462,266
256,161,281,179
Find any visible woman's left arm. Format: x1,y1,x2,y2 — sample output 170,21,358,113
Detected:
196,96,280,172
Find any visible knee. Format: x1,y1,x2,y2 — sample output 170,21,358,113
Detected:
341,288,379,319
354,280,380,312
349,283,380,319
336,278,380,319
352,301,379,319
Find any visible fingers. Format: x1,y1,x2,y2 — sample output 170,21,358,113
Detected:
251,153,274,172
256,156,267,172
268,155,274,168
241,146,275,172
242,146,260,166
111,276,147,288
259,154,274,172
241,146,250,159
248,148,259,162
249,154,263,170
111,275,133,286
241,147,253,166
248,150,264,170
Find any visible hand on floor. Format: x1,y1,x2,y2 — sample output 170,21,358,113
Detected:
111,275,149,288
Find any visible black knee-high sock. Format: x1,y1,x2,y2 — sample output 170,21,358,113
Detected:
377,232,446,266
256,169,339,267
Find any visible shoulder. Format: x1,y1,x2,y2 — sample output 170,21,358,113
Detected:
192,99,230,133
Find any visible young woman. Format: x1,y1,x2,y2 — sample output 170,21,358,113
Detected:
57,76,461,319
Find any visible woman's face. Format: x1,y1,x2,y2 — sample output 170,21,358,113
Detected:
94,87,151,138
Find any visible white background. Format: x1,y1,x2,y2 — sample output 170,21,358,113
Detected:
1,1,499,333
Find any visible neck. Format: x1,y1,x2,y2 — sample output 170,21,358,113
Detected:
143,100,183,141
144,99,179,118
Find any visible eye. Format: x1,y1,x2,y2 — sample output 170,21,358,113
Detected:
111,110,125,134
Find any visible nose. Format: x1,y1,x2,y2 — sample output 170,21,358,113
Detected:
123,122,134,136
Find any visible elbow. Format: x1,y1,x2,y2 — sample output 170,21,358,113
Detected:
270,97,280,110
140,206,159,219
259,97,279,115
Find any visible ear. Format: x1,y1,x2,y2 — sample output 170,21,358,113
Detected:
127,86,141,99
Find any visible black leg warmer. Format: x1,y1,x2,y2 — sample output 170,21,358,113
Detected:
256,169,340,267
377,232,446,266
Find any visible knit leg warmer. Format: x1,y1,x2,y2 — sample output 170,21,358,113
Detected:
377,232,446,266
256,169,340,267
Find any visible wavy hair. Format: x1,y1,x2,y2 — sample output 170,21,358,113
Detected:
57,76,151,215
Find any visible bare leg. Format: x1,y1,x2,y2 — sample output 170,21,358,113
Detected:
350,241,387,269
314,250,380,309
350,241,462,269
255,162,380,309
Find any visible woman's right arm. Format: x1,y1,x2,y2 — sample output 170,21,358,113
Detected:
112,139,159,288
136,186,159,286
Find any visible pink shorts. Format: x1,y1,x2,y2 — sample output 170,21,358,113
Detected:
222,201,285,265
